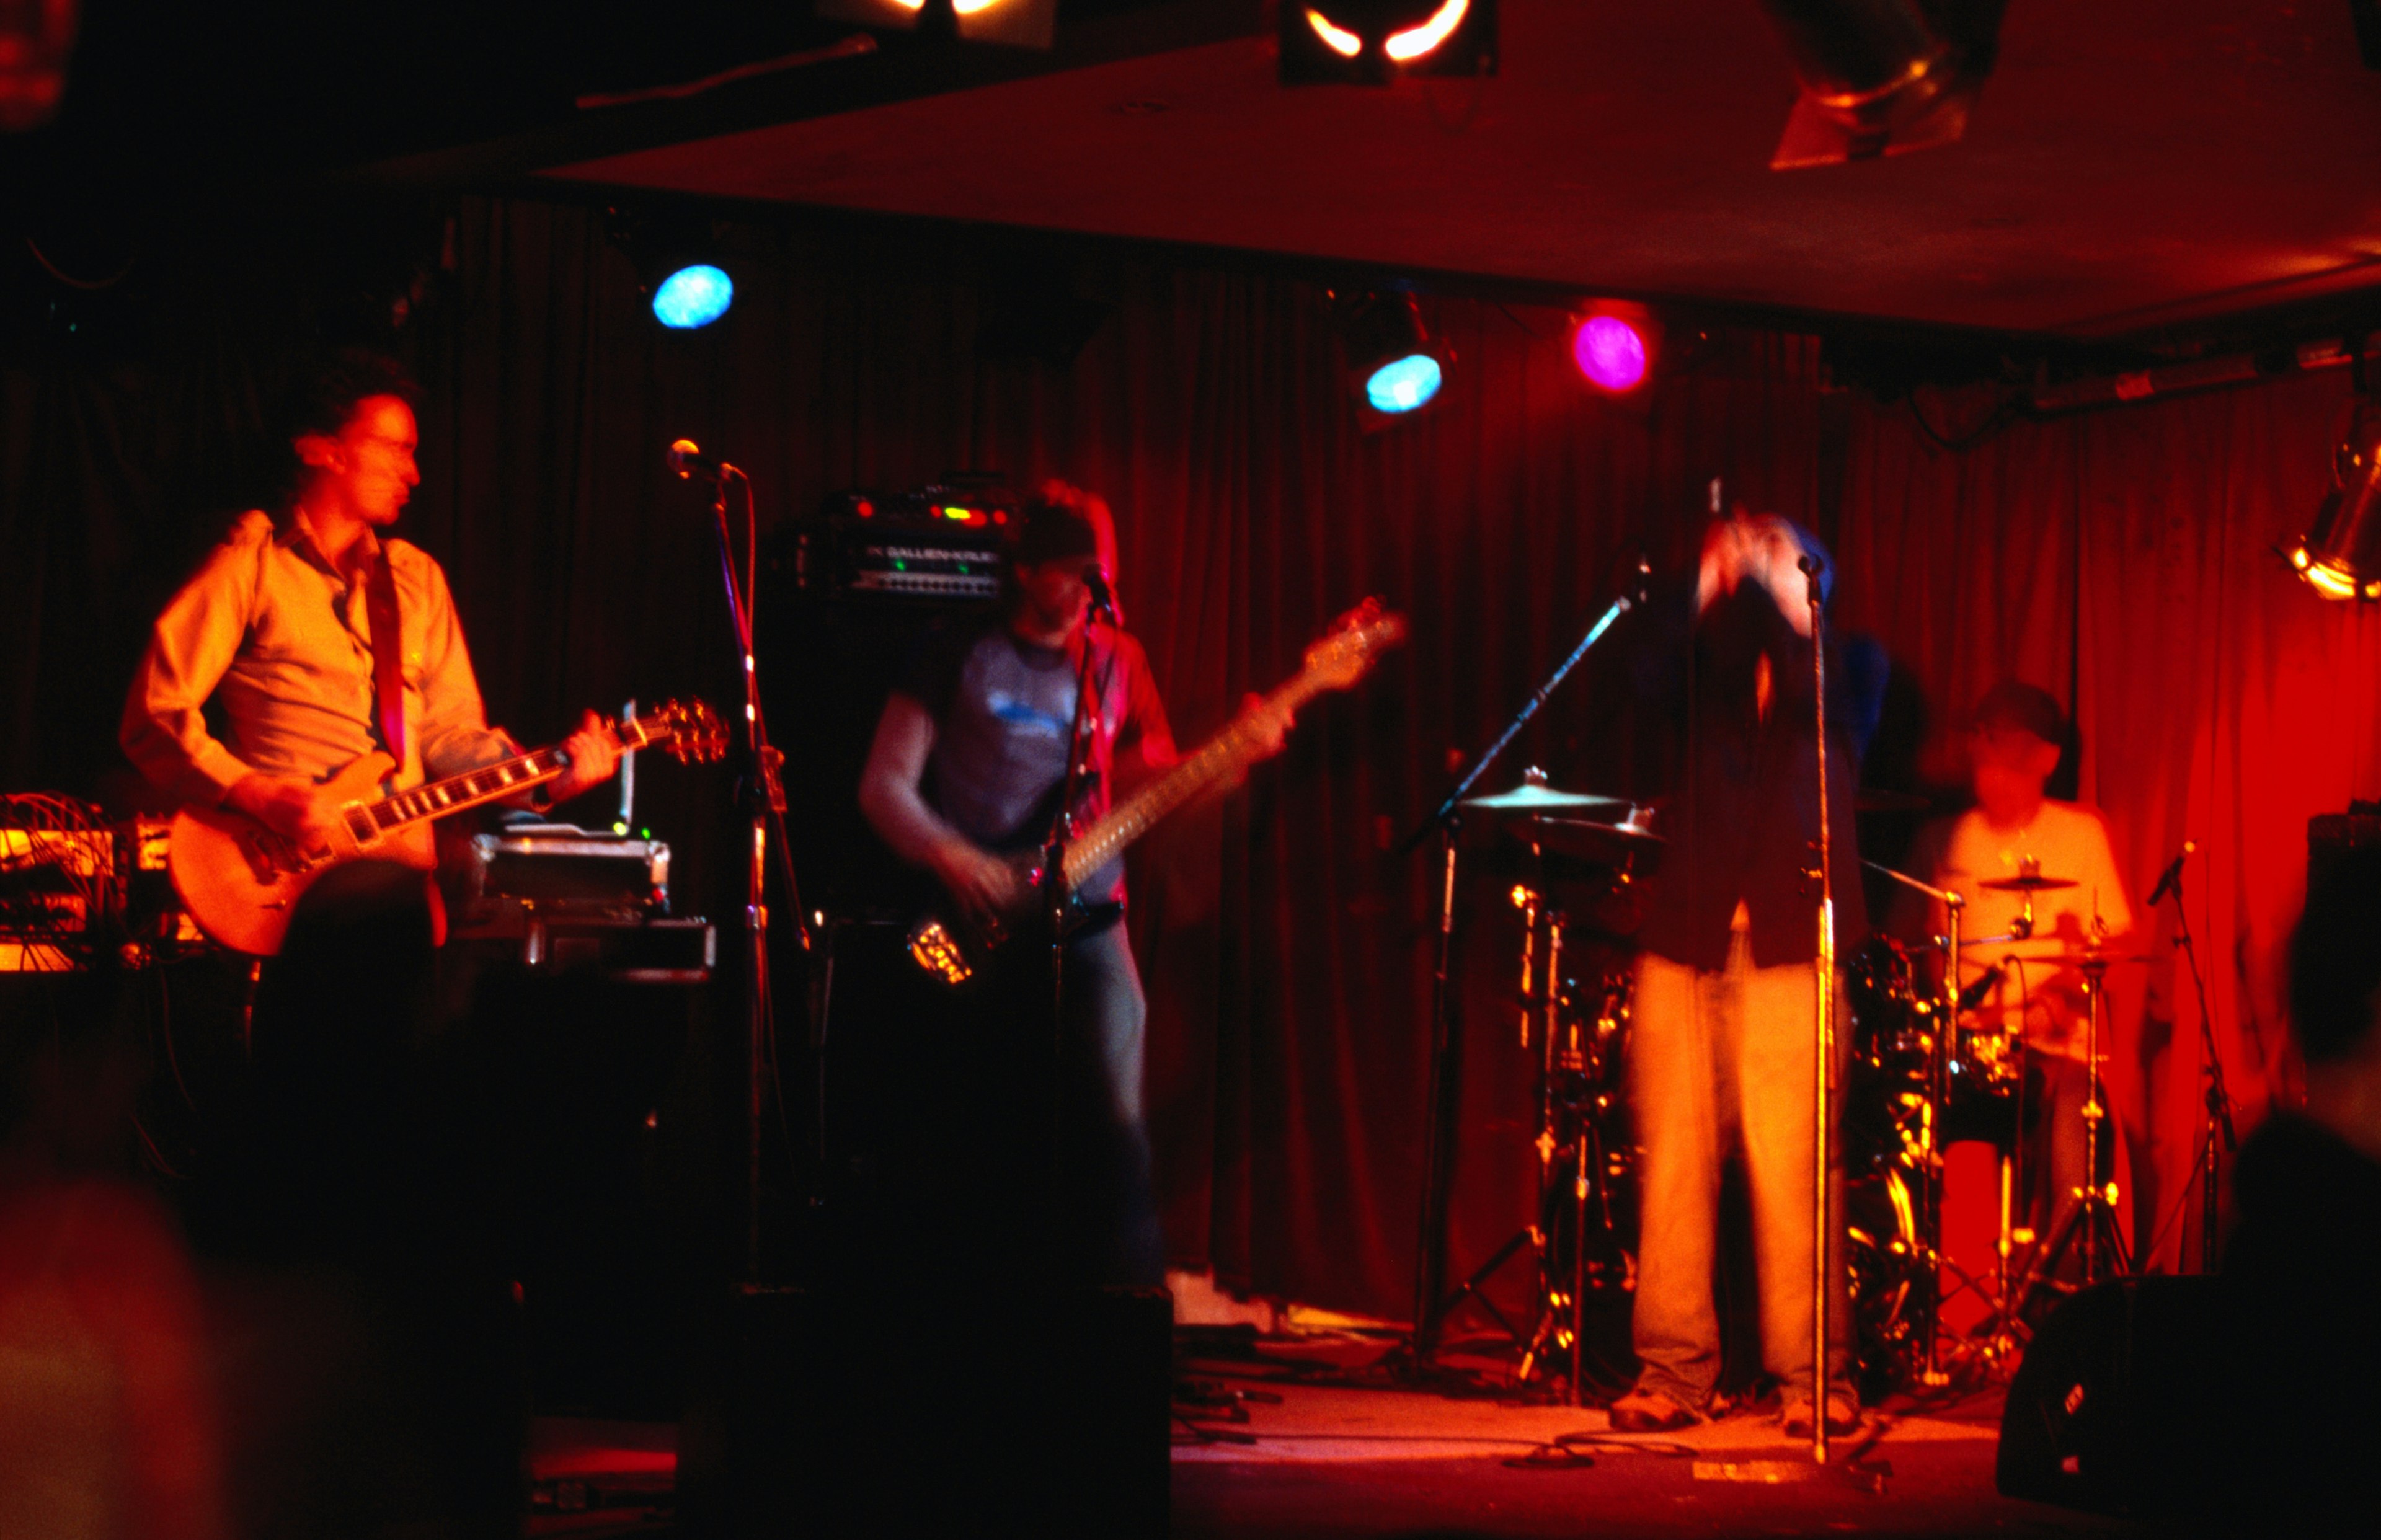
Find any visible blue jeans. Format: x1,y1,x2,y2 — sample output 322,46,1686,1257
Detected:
1629,932,1855,1409
1055,922,1164,1289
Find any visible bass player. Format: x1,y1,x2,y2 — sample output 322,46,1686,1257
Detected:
857,485,1290,1288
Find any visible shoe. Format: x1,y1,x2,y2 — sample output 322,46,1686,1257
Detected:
1779,1392,1860,1439
1608,1388,1700,1433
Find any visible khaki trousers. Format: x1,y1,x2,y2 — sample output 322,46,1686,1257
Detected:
1629,930,1855,1409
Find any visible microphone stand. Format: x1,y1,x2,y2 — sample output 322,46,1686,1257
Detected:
1396,590,1634,1374
1801,555,1837,1465
698,464,809,1286
2158,853,2232,1272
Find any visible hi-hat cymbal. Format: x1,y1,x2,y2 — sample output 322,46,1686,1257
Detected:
1459,781,1632,816
1977,873,2080,893
1535,816,1666,854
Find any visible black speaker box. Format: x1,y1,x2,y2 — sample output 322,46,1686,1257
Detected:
1995,1276,2217,1518
679,1283,1172,1538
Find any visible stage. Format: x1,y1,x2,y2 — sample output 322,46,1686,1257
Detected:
521,1329,2130,1538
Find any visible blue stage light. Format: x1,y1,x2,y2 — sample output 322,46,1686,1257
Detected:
1365,353,1442,414
652,264,734,329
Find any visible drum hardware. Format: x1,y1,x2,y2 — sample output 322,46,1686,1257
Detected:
1398,583,1639,1379
1984,942,2140,1344
1978,859,2078,944
1856,859,1969,1388
1446,859,1643,1405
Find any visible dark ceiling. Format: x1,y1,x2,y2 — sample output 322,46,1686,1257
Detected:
543,0,2381,342
12,1,2381,355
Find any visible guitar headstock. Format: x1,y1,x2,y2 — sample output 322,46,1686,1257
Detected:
636,699,729,764
1303,598,1410,691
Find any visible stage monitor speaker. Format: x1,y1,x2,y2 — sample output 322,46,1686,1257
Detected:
1995,1275,2217,1518
678,1283,1171,1538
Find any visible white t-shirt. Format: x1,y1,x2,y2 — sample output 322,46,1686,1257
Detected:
1928,801,2134,1063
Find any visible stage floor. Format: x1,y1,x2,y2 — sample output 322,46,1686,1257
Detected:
526,1333,2139,1538
1169,1341,2134,1539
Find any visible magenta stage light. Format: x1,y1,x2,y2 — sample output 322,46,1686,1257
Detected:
1572,314,1649,392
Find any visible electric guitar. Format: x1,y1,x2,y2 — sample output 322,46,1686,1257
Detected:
168,699,727,955
907,600,1408,985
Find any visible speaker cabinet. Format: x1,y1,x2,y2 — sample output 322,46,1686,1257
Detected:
1996,1276,2216,1517
680,1283,1171,1538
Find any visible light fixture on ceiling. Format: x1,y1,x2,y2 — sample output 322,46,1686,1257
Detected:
2292,397,2381,601
650,263,735,329
1760,0,2005,169
817,0,1055,50
1281,0,1497,86
608,210,738,331
1336,290,1448,422
1571,304,1659,394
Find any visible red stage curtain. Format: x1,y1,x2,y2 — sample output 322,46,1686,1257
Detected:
7,193,2374,1317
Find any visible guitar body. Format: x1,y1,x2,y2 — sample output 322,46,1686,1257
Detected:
163,701,726,958
167,753,436,957
905,847,1125,988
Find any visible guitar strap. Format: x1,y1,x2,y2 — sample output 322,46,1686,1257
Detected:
364,544,409,767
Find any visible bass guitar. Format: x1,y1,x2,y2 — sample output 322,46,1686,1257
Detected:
907,600,1408,985
169,698,725,955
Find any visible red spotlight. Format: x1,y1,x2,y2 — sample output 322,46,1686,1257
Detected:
1571,307,1656,394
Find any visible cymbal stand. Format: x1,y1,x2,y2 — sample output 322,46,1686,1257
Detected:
1998,952,2130,1325
1439,882,1557,1358
1397,591,1634,1375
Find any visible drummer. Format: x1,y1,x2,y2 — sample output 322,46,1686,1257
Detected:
1920,682,2134,1253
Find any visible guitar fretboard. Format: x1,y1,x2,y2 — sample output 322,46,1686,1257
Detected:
344,719,668,841
1060,672,1330,888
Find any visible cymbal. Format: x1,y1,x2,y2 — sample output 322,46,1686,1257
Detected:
1535,816,1666,854
1977,873,2079,893
2011,949,2157,968
1854,789,1932,813
1459,781,1632,816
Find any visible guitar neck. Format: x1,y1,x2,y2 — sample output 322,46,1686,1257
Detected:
1059,671,1329,888
347,721,655,840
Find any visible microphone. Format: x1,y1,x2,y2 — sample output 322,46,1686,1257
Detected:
1085,567,1117,622
2146,839,2197,908
1957,962,2006,1013
667,439,737,480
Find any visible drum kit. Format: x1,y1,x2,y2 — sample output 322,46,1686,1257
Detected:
1434,769,2148,1402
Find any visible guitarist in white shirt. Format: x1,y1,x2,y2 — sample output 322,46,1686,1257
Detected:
859,487,1290,1287
115,350,619,1532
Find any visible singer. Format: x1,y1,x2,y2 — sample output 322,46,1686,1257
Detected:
1607,508,1871,1438
857,486,1289,1286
